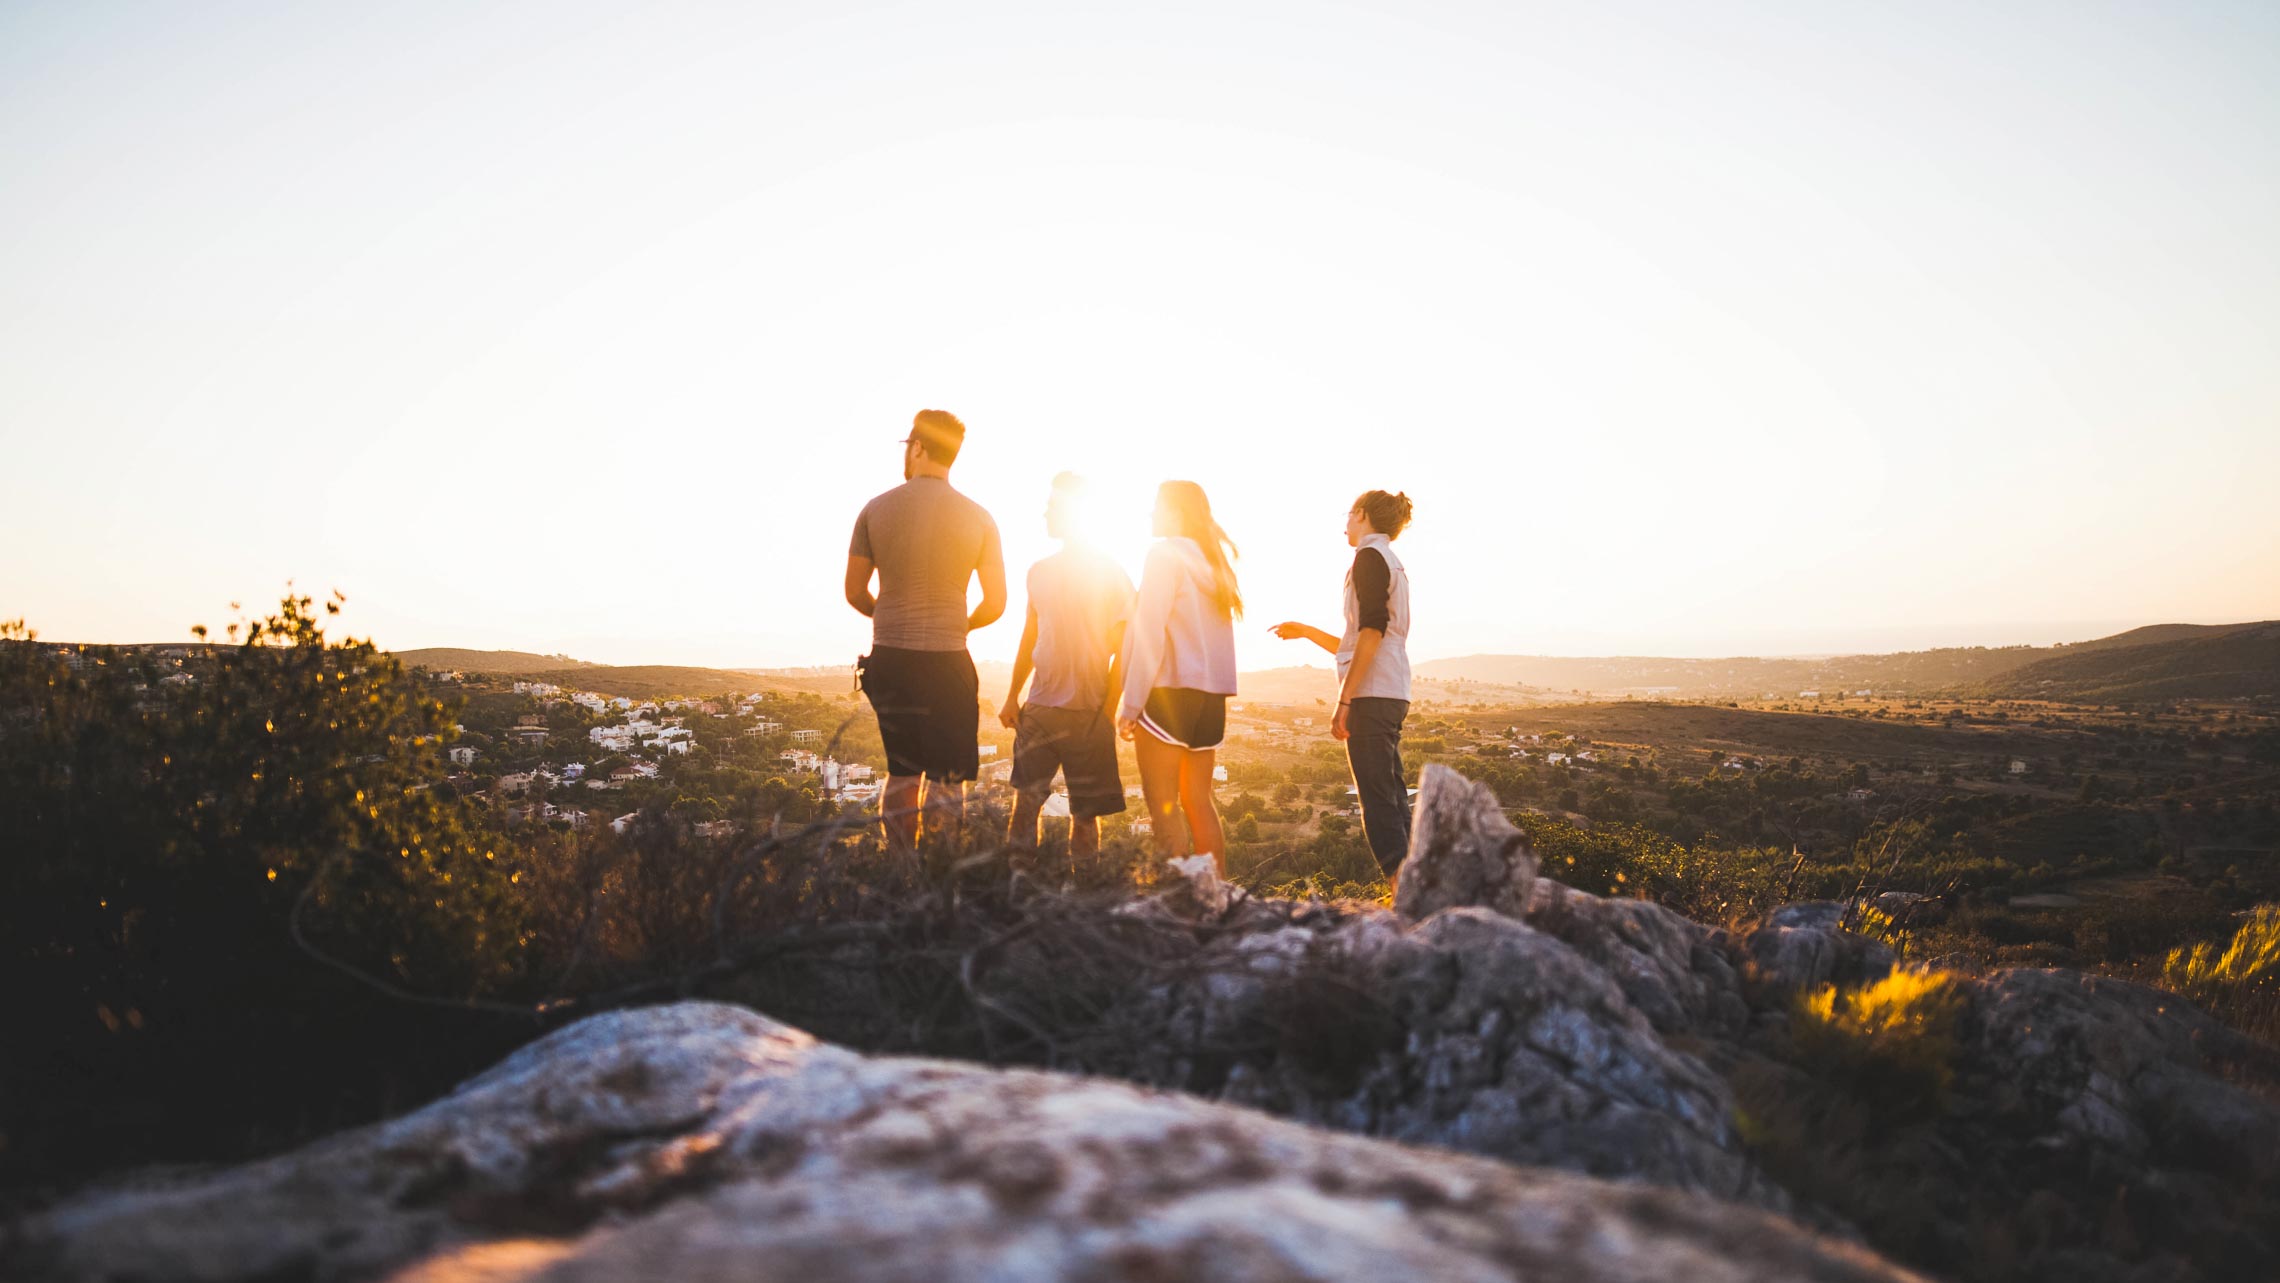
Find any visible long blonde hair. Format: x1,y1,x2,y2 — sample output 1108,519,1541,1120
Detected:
1157,480,1242,620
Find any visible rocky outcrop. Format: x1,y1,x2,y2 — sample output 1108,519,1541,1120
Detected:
1395,763,1538,922
7,1003,1924,1283
1741,901,1898,995
12,766,2274,1283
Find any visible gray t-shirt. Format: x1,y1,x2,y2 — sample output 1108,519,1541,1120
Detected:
1026,546,1134,710
849,477,1003,652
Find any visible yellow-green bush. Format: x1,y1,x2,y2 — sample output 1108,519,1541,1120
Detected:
2162,904,2280,1043
1790,967,1965,1115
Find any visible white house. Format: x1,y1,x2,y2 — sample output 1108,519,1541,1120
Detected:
2009,759,2029,775
789,728,823,745
978,744,999,760
609,812,641,835
561,763,586,781
448,746,477,766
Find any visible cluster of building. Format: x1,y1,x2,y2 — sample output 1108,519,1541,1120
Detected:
775,748,881,805
590,719,696,754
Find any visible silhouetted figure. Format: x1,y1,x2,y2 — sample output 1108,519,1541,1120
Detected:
845,410,1005,849
999,473,1134,869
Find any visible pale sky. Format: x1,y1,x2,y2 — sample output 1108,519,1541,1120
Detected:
4,1,2276,668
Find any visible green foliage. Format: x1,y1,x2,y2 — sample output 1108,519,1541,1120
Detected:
1513,812,1792,922
1,594,526,1184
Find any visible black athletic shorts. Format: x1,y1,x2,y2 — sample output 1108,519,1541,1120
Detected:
1136,687,1227,751
858,647,980,782
1010,703,1127,818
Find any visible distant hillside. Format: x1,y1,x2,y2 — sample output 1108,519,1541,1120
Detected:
2055,622,2260,654
397,648,595,674
514,666,788,699
1415,646,2048,699
1978,622,2280,702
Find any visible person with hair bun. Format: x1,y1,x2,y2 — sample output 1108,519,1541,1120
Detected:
1272,490,1415,874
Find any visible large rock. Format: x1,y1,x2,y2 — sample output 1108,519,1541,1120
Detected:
6,1002,1926,1283
1739,901,1897,995
1395,763,1537,922
1525,877,1752,1040
1968,967,2280,1179
1184,905,1784,1209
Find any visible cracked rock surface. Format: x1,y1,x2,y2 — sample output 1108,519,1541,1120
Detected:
7,1002,1923,1283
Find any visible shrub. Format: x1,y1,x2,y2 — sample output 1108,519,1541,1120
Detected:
1789,968,1965,1116
2163,904,2280,1044
0,597,530,1188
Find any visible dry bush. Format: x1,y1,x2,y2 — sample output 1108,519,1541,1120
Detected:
1789,968,1965,1115
2163,903,2280,1046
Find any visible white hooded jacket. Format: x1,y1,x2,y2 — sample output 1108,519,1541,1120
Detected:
1118,536,1238,720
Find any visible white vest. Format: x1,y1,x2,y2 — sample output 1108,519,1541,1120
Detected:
1337,534,1411,702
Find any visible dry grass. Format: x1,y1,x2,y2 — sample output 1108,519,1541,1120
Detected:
2162,903,2280,1047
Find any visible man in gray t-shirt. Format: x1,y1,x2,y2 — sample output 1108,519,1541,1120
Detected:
998,473,1134,864
845,410,1006,849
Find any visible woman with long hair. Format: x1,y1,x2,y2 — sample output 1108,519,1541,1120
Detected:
1116,480,1240,873
1272,489,1415,875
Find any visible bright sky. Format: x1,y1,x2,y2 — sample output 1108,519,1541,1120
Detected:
5,1,2276,669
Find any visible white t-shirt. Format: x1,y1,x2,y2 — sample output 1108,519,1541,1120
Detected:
1025,546,1135,710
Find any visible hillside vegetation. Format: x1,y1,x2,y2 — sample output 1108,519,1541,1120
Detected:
513,665,782,699
1978,622,2280,702
394,647,594,673
1422,620,2280,703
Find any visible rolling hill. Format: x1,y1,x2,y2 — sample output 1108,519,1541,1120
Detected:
396,620,2279,704
395,648,596,674
1414,646,2050,699
1977,621,2280,702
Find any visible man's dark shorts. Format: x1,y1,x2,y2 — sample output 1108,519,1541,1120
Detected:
1010,703,1127,819
859,647,980,782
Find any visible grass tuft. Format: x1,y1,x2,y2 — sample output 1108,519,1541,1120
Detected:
2162,903,2280,1045
1790,967,1964,1114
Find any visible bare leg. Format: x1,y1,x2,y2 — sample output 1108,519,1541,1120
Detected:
1007,791,1044,852
921,778,966,846
882,775,923,850
1069,815,1101,860
1134,732,1190,862
1177,748,1225,875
